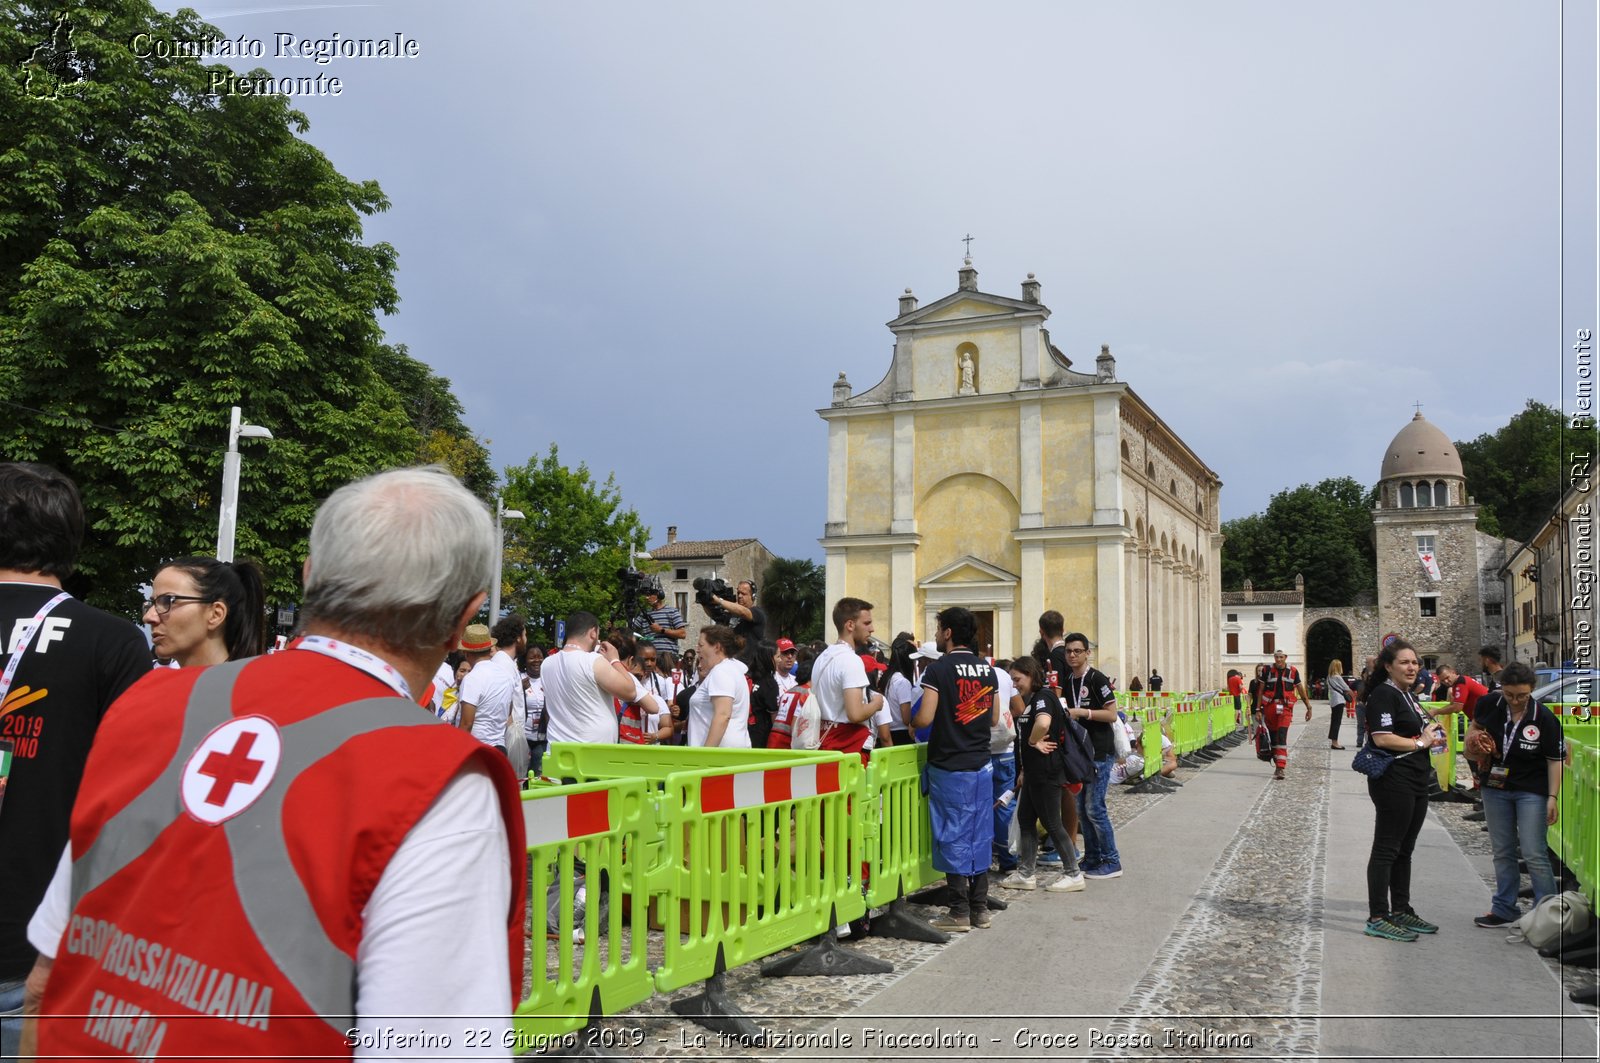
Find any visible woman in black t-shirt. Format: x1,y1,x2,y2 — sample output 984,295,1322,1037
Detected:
1463,662,1565,928
1361,639,1448,942
998,657,1083,891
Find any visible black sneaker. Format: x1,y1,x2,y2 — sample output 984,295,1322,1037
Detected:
1390,911,1438,934
1473,912,1516,928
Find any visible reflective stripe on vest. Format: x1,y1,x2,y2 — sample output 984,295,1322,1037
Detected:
69,658,441,1033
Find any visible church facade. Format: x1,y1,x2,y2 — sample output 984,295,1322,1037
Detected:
818,259,1222,690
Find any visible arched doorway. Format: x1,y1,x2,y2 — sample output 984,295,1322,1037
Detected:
1305,619,1353,687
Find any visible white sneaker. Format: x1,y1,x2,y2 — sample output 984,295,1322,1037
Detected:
999,871,1037,890
1046,873,1085,893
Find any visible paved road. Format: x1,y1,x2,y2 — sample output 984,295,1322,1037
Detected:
773,711,1600,1062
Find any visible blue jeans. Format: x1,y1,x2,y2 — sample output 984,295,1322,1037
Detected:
1078,754,1120,867
1,975,25,1062
991,753,1017,870
1481,787,1558,919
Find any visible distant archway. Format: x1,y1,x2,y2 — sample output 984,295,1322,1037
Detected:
1304,618,1353,685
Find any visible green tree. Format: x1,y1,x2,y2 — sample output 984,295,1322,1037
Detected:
1221,476,1377,606
499,445,649,643
761,556,826,643
0,2,469,613
1455,400,1565,542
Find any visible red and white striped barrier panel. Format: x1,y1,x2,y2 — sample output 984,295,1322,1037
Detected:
522,788,612,848
699,761,843,815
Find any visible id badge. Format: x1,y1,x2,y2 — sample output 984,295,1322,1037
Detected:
1486,765,1510,789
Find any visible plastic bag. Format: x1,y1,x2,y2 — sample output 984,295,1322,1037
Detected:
505,704,529,780
1111,717,1133,760
1006,810,1021,855
1511,890,1592,949
791,692,822,750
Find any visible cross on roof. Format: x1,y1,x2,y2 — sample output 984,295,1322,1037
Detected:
1412,401,1424,414
962,233,974,256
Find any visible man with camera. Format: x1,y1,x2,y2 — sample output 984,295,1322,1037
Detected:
633,584,685,656
697,578,767,653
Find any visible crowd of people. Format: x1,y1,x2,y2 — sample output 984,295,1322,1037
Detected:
0,457,1582,1058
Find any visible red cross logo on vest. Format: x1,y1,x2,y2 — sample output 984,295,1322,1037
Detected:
180,715,283,825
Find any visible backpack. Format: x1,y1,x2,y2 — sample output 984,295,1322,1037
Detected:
1057,714,1099,784
1254,722,1273,761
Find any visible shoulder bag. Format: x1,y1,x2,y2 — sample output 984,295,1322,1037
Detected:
1349,740,1394,778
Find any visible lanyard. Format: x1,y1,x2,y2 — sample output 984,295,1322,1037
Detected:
1065,671,1087,708
288,635,412,701
0,591,71,703
1501,704,1534,761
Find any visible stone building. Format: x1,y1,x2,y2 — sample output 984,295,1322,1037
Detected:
1500,479,1598,666
647,527,776,650
1370,412,1515,671
818,258,1222,689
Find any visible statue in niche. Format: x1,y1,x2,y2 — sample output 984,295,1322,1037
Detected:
957,351,976,395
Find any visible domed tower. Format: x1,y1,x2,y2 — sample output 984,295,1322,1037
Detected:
1371,412,1505,670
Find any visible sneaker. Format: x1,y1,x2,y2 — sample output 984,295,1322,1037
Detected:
1037,849,1063,866
1390,911,1438,934
999,871,1038,890
1046,873,1086,893
1474,912,1516,929
1273,767,1286,780
931,912,971,933
1364,917,1418,942
971,910,992,929
1083,862,1123,880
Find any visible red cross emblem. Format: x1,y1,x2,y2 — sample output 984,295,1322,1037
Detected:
198,731,265,806
181,716,282,825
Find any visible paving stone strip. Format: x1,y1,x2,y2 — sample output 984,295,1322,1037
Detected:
1092,724,1329,1061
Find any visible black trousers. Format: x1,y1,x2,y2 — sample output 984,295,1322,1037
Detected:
1328,704,1345,742
1366,773,1429,920
947,870,990,919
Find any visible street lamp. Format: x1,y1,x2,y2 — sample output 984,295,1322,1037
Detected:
216,406,273,563
490,495,525,621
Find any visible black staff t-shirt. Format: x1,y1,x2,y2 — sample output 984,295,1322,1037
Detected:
0,582,150,979
1060,665,1116,759
920,649,995,772
1015,687,1067,784
1473,695,1565,796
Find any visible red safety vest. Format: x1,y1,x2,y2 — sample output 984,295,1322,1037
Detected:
39,653,526,1060
1262,666,1300,706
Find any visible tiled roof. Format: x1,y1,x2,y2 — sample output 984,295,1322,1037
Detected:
649,538,758,560
1220,590,1304,605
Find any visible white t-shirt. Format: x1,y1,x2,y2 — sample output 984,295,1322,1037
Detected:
429,661,454,716
30,765,512,1060
459,649,519,748
524,676,546,740
885,671,917,732
811,643,869,724
863,699,895,749
688,657,752,747
775,670,797,694
990,666,1018,753
542,647,619,744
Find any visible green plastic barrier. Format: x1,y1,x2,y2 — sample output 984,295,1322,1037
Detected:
1420,701,1458,791
514,778,654,1045
1555,736,1598,907
862,743,938,908
543,742,837,784
649,752,866,991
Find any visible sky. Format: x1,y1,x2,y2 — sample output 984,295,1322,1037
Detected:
170,0,1596,561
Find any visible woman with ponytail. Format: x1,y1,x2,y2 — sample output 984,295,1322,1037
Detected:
142,556,267,667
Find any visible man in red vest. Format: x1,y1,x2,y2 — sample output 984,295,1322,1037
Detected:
22,466,527,1059
1257,650,1313,780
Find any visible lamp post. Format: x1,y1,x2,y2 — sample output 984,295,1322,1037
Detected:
490,495,525,621
216,406,273,563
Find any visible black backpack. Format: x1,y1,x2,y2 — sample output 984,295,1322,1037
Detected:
1254,722,1273,761
1057,714,1099,784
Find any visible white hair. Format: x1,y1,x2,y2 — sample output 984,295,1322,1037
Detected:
301,466,492,653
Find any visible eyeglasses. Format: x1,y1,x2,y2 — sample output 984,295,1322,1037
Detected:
1065,648,1088,655
142,594,214,616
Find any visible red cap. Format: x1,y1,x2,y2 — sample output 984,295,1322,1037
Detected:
860,654,887,673
776,638,796,652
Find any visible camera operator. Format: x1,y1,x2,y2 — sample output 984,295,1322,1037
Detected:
632,583,685,656
705,579,766,653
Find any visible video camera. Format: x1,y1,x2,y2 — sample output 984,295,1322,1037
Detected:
693,576,734,623
617,569,663,635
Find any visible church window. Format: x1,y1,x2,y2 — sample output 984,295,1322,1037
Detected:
1484,602,1503,618
1415,481,1432,507
1226,633,1239,654
1435,480,1448,505
1146,461,1156,477
1121,440,1130,460
1262,633,1276,654
1399,482,1414,507
1170,480,1178,496
1263,613,1274,622
1419,596,1438,617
